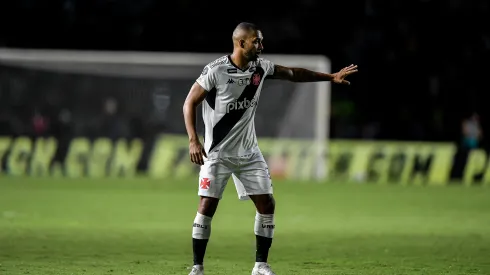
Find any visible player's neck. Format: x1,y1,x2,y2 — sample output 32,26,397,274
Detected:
229,52,250,70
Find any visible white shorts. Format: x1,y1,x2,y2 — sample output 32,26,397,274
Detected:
198,151,273,200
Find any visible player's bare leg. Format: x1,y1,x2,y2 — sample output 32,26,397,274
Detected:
249,194,276,275
189,196,220,275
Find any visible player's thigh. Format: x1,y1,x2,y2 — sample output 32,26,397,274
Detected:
233,152,272,197
198,159,233,199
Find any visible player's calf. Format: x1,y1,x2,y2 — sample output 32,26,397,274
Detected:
250,194,275,268
191,196,219,270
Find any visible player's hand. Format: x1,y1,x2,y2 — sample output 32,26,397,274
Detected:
333,64,358,85
189,139,207,166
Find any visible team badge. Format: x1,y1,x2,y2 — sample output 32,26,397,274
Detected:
252,73,261,86
200,178,211,189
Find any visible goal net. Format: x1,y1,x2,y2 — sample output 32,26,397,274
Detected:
0,48,331,180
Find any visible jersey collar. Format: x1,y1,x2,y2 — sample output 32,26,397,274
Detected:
227,55,251,72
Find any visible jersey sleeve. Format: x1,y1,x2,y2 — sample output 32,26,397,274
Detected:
196,65,217,92
261,58,275,76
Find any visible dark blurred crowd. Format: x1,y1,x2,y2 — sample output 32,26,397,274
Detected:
0,0,489,147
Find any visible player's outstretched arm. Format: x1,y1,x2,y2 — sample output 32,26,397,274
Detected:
269,64,358,85
183,82,208,165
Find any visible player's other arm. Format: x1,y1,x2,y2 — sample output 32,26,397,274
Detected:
269,64,358,85
183,82,208,165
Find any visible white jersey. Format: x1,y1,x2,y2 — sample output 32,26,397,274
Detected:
195,55,275,158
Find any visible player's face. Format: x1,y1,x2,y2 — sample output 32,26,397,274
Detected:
244,30,264,61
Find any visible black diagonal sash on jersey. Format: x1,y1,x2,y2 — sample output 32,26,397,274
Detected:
205,87,217,110
209,66,265,152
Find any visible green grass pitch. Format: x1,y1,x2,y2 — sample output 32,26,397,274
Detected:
1,177,490,274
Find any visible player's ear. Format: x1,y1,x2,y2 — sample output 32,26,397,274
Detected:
240,39,245,48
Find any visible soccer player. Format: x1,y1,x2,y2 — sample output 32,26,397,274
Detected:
183,22,358,275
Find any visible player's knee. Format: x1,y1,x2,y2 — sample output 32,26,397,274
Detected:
254,194,275,214
198,196,220,217
265,195,275,214
254,199,275,238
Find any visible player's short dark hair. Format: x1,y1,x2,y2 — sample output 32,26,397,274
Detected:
232,22,259,41
232,22,260,43
235,22,259,32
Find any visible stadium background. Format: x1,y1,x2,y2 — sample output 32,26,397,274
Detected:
1,1,490,275
0,0,489,184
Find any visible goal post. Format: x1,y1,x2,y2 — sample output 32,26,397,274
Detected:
0,48,331,181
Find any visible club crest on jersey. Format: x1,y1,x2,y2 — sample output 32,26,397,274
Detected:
252,73,261,86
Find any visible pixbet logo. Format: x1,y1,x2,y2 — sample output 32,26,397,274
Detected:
226,97,258,113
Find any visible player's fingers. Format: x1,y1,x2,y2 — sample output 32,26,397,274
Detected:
201,148,208,158
190,152,196,164
194,153,201,165
346,69,358,75
342,80,351,85
193,151,200,165
345,66,356,72
197,152,204,165
192,151,201,165
192,153,200,165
